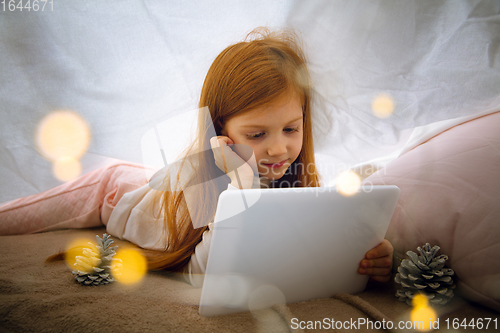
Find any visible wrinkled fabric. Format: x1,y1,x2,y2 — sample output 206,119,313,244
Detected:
1,0,499,204
366,111,500,312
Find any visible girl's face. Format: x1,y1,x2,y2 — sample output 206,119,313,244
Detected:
222,93,304,180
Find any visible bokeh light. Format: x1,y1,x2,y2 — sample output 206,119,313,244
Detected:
65,238,98,273
208,274,250,308
372,93,395,119
53,157,82,182
248,284,286,315
111,248,147,285
36,110,90,160
411,294,437,332
336,170,361,196
36,110,90,181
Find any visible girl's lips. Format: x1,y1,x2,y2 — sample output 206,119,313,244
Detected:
262,160,287,169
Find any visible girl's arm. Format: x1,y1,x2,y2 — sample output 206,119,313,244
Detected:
358,239,394,283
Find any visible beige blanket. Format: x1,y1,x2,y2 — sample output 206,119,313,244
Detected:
1,227,498,332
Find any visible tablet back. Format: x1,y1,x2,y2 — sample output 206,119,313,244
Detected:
199,185,400,317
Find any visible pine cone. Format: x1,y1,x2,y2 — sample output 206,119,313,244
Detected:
395,243,455,305
72,234,118,286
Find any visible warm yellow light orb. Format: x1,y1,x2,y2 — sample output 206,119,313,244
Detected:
336,170,361,196
372,93,395,119
53,157,82,181
36,110,90,161
111,248,147,285
64,238,97,273
411,294,437,332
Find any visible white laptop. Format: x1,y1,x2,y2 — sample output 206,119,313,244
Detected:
199,185,400,317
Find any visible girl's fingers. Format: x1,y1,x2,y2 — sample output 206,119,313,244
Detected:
209,136,233,152
359,252,393,282
218,141,228,173
210,136,245,173
210,136,256,189
210,136,234,147
360,256,393,269
365,239,393,259
210,136,228,173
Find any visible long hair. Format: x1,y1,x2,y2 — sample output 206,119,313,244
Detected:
142,27,321,271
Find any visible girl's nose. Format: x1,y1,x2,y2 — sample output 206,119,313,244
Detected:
267,137,287,157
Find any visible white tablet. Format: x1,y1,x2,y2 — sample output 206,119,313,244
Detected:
199,185,400,317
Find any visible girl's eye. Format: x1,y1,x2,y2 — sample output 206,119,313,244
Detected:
246,127,299,139
247,132,265,140
284,127,299,133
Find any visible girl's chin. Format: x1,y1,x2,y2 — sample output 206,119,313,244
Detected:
258,164,291,180
258,171,285,180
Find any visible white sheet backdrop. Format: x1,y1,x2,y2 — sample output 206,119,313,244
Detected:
1,0,499,204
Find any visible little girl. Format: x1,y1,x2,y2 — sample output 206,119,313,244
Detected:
0,28,393,286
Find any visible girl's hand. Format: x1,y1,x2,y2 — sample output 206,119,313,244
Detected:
358,239,393,283
210,136,256,189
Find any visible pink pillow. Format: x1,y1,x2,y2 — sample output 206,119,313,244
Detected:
365,111,500,312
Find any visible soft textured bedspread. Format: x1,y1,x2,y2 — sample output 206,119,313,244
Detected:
0,227,498,332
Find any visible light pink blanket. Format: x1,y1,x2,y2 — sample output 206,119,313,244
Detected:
0,163,148,235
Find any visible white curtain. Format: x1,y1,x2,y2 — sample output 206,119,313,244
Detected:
1,0,499,204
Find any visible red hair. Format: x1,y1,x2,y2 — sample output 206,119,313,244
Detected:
144,28,321,271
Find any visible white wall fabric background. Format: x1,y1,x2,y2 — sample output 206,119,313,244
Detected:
1,0,499,204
